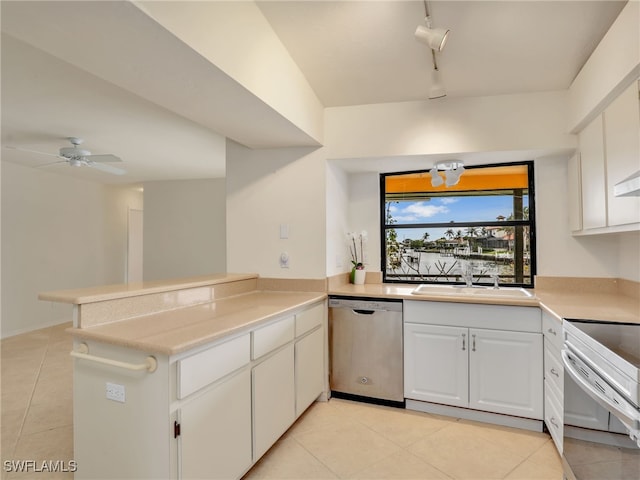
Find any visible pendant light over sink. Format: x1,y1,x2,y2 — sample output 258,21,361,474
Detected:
429,160,465,187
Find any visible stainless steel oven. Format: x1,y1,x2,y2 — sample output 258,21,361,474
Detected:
562,319,640,480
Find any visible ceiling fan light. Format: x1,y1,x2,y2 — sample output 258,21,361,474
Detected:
428,68,446,99
415,25,450,52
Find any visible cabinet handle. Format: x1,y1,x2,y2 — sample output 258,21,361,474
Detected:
550,367,559,378
472,334,476,352
550,417,559,429
462,333,466,351
547,328,556,336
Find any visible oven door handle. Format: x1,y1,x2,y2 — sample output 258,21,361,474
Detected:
562,348,640,443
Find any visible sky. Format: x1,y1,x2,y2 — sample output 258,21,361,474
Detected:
387,195,526,242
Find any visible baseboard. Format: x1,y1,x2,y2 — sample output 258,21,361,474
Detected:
405,399,544,432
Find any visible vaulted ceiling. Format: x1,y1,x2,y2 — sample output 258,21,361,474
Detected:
0,1,627,184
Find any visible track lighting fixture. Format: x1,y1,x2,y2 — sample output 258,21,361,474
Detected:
415,1,450,100
414,24,449,52
415,1,450,52
429,51,446,99
429,161,465,187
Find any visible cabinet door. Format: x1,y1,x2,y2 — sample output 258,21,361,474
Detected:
253,344,295,461
579,114,607,229
404,323,468,408
295,327,324,417
567,153,583,232
604,80,640,227
564,371,609,430
180,368,252,480
469,329,543,419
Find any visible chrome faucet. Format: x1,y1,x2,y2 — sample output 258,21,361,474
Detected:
460,262,474,287
491,273,500,289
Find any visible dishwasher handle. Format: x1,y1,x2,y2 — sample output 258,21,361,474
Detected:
352,309,376,315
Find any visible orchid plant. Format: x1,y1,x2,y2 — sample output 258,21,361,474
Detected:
347,231,367,270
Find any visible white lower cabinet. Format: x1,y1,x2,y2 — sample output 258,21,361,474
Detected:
295,327,325,416
73,300,326,480
253,344,295,461
404,301,543,422
564,369,610,431
405,323,543,419
542,311,564,453
469,328,543,418
180,368,252,480
404,323,468,408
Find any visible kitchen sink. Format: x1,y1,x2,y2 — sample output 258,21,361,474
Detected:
411,284,535,298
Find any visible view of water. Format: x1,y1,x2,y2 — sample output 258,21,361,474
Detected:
387,250,527,284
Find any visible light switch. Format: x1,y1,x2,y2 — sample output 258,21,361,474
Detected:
279,224,289,239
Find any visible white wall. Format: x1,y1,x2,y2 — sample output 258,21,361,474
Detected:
226,140,325,278
568,1,640,132
534,157,619,278
1,161,142,337
142,178,226,281
618,232,640,282
325,162,349,276
135,0,323,144
325,91,575,160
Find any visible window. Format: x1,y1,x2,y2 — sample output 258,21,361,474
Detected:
380,162,536,287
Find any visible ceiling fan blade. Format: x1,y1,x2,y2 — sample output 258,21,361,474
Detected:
84,154,122,163
5,145,61,158
36,160,69,168
87,161,126,175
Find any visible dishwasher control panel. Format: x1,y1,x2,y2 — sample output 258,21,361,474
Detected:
328,297,403,312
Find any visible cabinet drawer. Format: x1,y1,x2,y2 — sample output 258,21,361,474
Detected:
178,334,250,399
545,379,564,454
542,311,563,351
544,340,563,395
295,303,323,337
253,316,295,359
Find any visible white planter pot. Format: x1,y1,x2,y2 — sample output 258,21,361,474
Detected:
353,269,366,285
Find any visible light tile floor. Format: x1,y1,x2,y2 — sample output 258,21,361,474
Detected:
1,323,563,479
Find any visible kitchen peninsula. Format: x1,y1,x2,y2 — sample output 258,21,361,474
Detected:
40,274,327,479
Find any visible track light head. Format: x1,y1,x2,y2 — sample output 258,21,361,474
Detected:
415,24,450,52
428,68,446,99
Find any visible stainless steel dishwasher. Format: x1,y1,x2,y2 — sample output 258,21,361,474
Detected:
329,297,404,405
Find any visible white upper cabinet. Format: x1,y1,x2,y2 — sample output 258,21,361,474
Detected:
567,154,583,233
571,79,640,234
604,81,640,227
578,115,607,230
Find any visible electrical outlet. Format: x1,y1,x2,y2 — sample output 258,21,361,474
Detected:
106,382,125,403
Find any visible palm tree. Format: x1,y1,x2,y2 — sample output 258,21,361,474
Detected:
444,229,455,240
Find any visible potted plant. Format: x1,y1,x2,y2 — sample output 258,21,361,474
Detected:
347,231,367,284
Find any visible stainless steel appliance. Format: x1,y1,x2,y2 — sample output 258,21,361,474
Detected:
328,297,403,405
562,319,640,480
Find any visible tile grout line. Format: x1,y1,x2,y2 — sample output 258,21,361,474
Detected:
9,331,52,459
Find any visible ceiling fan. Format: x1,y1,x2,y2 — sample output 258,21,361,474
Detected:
6,137,126,175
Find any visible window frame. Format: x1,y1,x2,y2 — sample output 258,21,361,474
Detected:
379,161,537,288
